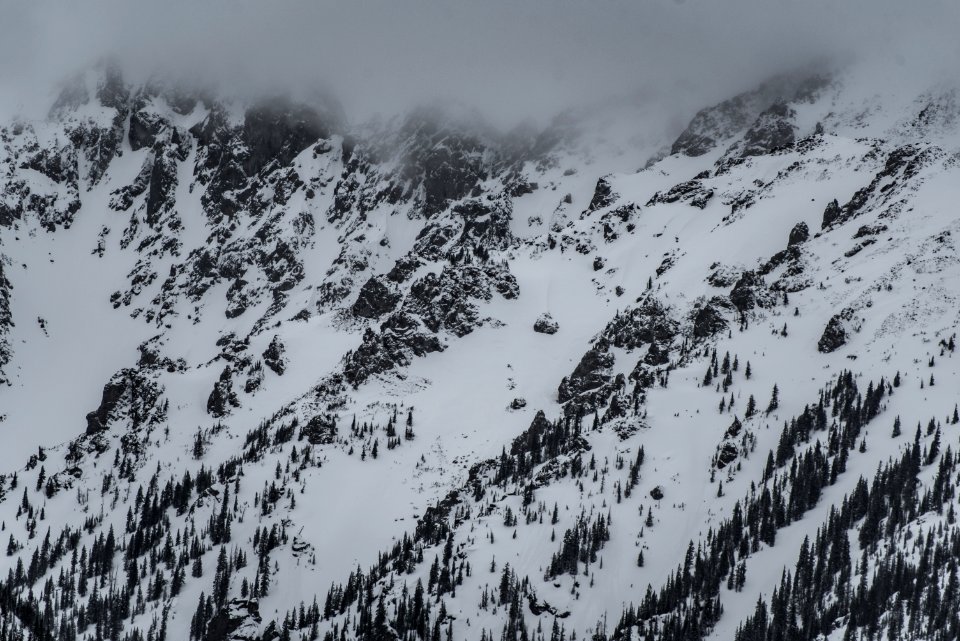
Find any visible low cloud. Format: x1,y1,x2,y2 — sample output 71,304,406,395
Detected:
1,0,958,126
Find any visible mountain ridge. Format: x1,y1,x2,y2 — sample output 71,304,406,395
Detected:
0,58,959,641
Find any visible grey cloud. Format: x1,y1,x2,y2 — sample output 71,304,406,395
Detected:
1,0,958,126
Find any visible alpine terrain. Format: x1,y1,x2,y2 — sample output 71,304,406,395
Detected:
1,53,960,641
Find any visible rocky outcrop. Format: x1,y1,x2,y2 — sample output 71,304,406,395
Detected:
302,414,338,445
671,93,760,157
533,313,559,335
647,178,714,209
342,259,518,386
352,276,402,319
262,335,286,376
821,145,940,230
85,369,166,435
714,416,745,470
207,366,240,417
587,176,617,212
241,100,338,177
0,260,11,384
558,345,615,406
450,196,514,253
729,271,775,312
599,299,678,350
671,73,826,158
403,262,518,337
817,315,848,353
821,199,842,229
395,108,496,216
558,299,677,416
342,313,445,387
205,598,262,641
739,102,796,157
692,298,734,339
788,221,810,246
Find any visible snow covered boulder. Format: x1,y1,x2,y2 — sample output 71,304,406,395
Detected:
509,397,527,410
534,313,559,335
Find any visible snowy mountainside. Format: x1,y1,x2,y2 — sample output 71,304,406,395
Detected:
0,60,960,641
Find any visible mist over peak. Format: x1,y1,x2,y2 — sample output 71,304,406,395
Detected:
1,0,958,127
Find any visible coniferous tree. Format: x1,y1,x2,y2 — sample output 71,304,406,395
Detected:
745,395,757,418
766,384,779,414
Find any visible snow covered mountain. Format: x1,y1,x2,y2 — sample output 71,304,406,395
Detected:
1,57,960,641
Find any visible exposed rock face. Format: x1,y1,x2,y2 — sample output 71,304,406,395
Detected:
533,313,559,335
205,598,262,641
451,197,514,252
85,369,165,435
128,92,171,151
558,299,677,417
0,261,11,384
85,379,126,435
647,179,714,209
817,315,848,353
144,136,186,227
821,145,939,230
557,345,615,405
207,366,240,417
671,73,826,158
262,335,286,376
715,416,744,469
821,199,842,229
600,299,678,350
352,276,402,319
759,244,811,293
788,221,810,246
342,314,445,387
396,108,495,216
587,176,617,211
402,262,518,337
3,133,82,231
716,443,739,469
729,271,772,312
671,93,760,157
644,341,670,365
240,100,339,178
728,276,758,312
692,299,733,339
739,102,797,157
302,414,338,445
509,397,527,410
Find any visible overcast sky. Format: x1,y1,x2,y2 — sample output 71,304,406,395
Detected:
0,0,958,126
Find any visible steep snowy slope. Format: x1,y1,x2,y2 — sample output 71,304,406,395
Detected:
0,59,959,641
